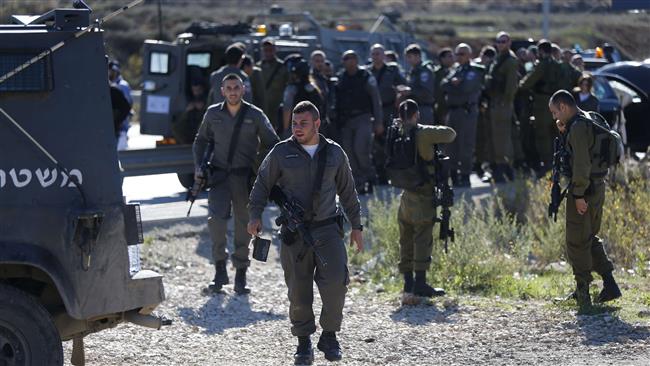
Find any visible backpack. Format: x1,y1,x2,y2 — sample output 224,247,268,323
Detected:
384,124,428,190
586,111,624,169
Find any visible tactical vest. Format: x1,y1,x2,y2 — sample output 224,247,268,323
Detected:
336,69,372,117
565,111,623,176
384,124,429,190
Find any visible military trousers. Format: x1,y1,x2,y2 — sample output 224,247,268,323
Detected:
565,180,614,285
475,107,492,166
398,191,435,272
489,99,515,165
280,222,349,337
531,96,556,171
340,113,374,190
446,106,479,175
207,174,251,268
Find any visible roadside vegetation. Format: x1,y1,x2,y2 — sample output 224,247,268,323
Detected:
350,161,650,320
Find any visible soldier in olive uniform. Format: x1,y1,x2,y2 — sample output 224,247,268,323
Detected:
441,43,485,187
388,99,456,297
548,90,621,311
484,32,520,182
370,43,407,184
248,101,363,365
519,39,563,175
258,38,289,133
193,74,279,295
241,54,265,109
334,50,383,194
208,44,252,105
405,44,436,125
434,48,454,125
475,45,496,180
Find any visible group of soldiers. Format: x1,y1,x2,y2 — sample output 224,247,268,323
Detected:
188,31,619,365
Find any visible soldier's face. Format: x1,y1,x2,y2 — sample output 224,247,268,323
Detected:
342,55,358,71
549,102,570,124
292,111,320,144
262,44,275,60
405,53,420,67
454,48,470,64
439,53,454,68
495,36,510,53
221,79,245,105
371,48,385,64
311,55,325,72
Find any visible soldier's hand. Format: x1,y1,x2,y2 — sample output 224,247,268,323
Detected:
350,229,363,253
575,198,588,215
556,120,566,134
247,219,262,237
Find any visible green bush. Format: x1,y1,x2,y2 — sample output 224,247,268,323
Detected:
353,165,650,299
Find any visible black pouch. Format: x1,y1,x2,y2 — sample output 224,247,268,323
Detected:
252,236,271,262
279,226,297,246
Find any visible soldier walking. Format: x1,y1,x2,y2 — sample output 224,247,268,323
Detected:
441,43,485,187
193,73,279,294
385,99,456,298
405,44,436,125
484,32,519,182
334,50,383,194
248,101,363,365
258,38,289,133
548,90,621,311
369,43,407,184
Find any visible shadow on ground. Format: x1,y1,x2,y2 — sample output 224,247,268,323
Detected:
178,293,285,335
389,300,460,325
574,305,650,346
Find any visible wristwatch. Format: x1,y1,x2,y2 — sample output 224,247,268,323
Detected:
353,224,363,231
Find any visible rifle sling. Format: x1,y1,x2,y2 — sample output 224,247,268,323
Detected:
226,103,250,171
311,142,329,221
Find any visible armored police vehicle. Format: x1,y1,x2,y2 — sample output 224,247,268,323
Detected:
0,4,166,365
135,6,418,169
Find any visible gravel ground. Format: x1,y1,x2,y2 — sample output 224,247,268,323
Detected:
63,217,650,366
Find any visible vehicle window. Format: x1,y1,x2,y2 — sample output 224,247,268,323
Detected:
187,52,211,68
593,77,616,100
149,52,170,74
0,52,53,92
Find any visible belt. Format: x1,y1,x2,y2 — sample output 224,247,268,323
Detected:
305,215,340,229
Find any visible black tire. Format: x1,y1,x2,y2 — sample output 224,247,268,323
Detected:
177,173,195,190
0,284,63,366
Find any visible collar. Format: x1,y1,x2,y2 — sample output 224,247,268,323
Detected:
219,100,250,114
565,110,583,131
290,134,329,156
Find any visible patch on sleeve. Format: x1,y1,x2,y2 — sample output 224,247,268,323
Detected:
466,71,476,80
420,71,430,83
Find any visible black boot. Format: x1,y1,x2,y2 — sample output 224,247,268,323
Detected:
403,271,414,294
597,271,622,303
317,331,342,361
208,260,229,292
234,267,250,295
576,283,592,313
413,270,445,297
294,336,314,365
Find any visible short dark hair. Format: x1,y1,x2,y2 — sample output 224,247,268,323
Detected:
481,45,497,58
550,89,576,108
293,101,320,121
222,73,243,84
399,99,419,121
405,43,422,56
241,54,253,68
438,47,453,59
225,44,244,65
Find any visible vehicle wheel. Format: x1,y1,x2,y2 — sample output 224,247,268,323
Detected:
177,173,195,190
0,284,63,366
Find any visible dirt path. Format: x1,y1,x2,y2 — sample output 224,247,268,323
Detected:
63,219,650,365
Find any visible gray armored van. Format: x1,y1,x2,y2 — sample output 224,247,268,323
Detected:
0,5,166,365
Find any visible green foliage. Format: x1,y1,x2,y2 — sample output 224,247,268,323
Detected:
353,166,650,300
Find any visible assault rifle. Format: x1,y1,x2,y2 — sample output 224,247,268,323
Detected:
269,186,327,267
186,141,213,217
432,145,455,253
548,136,568,222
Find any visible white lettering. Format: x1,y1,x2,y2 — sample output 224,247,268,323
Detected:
35,168,58,187
9,168,32,188
0,168,84,189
